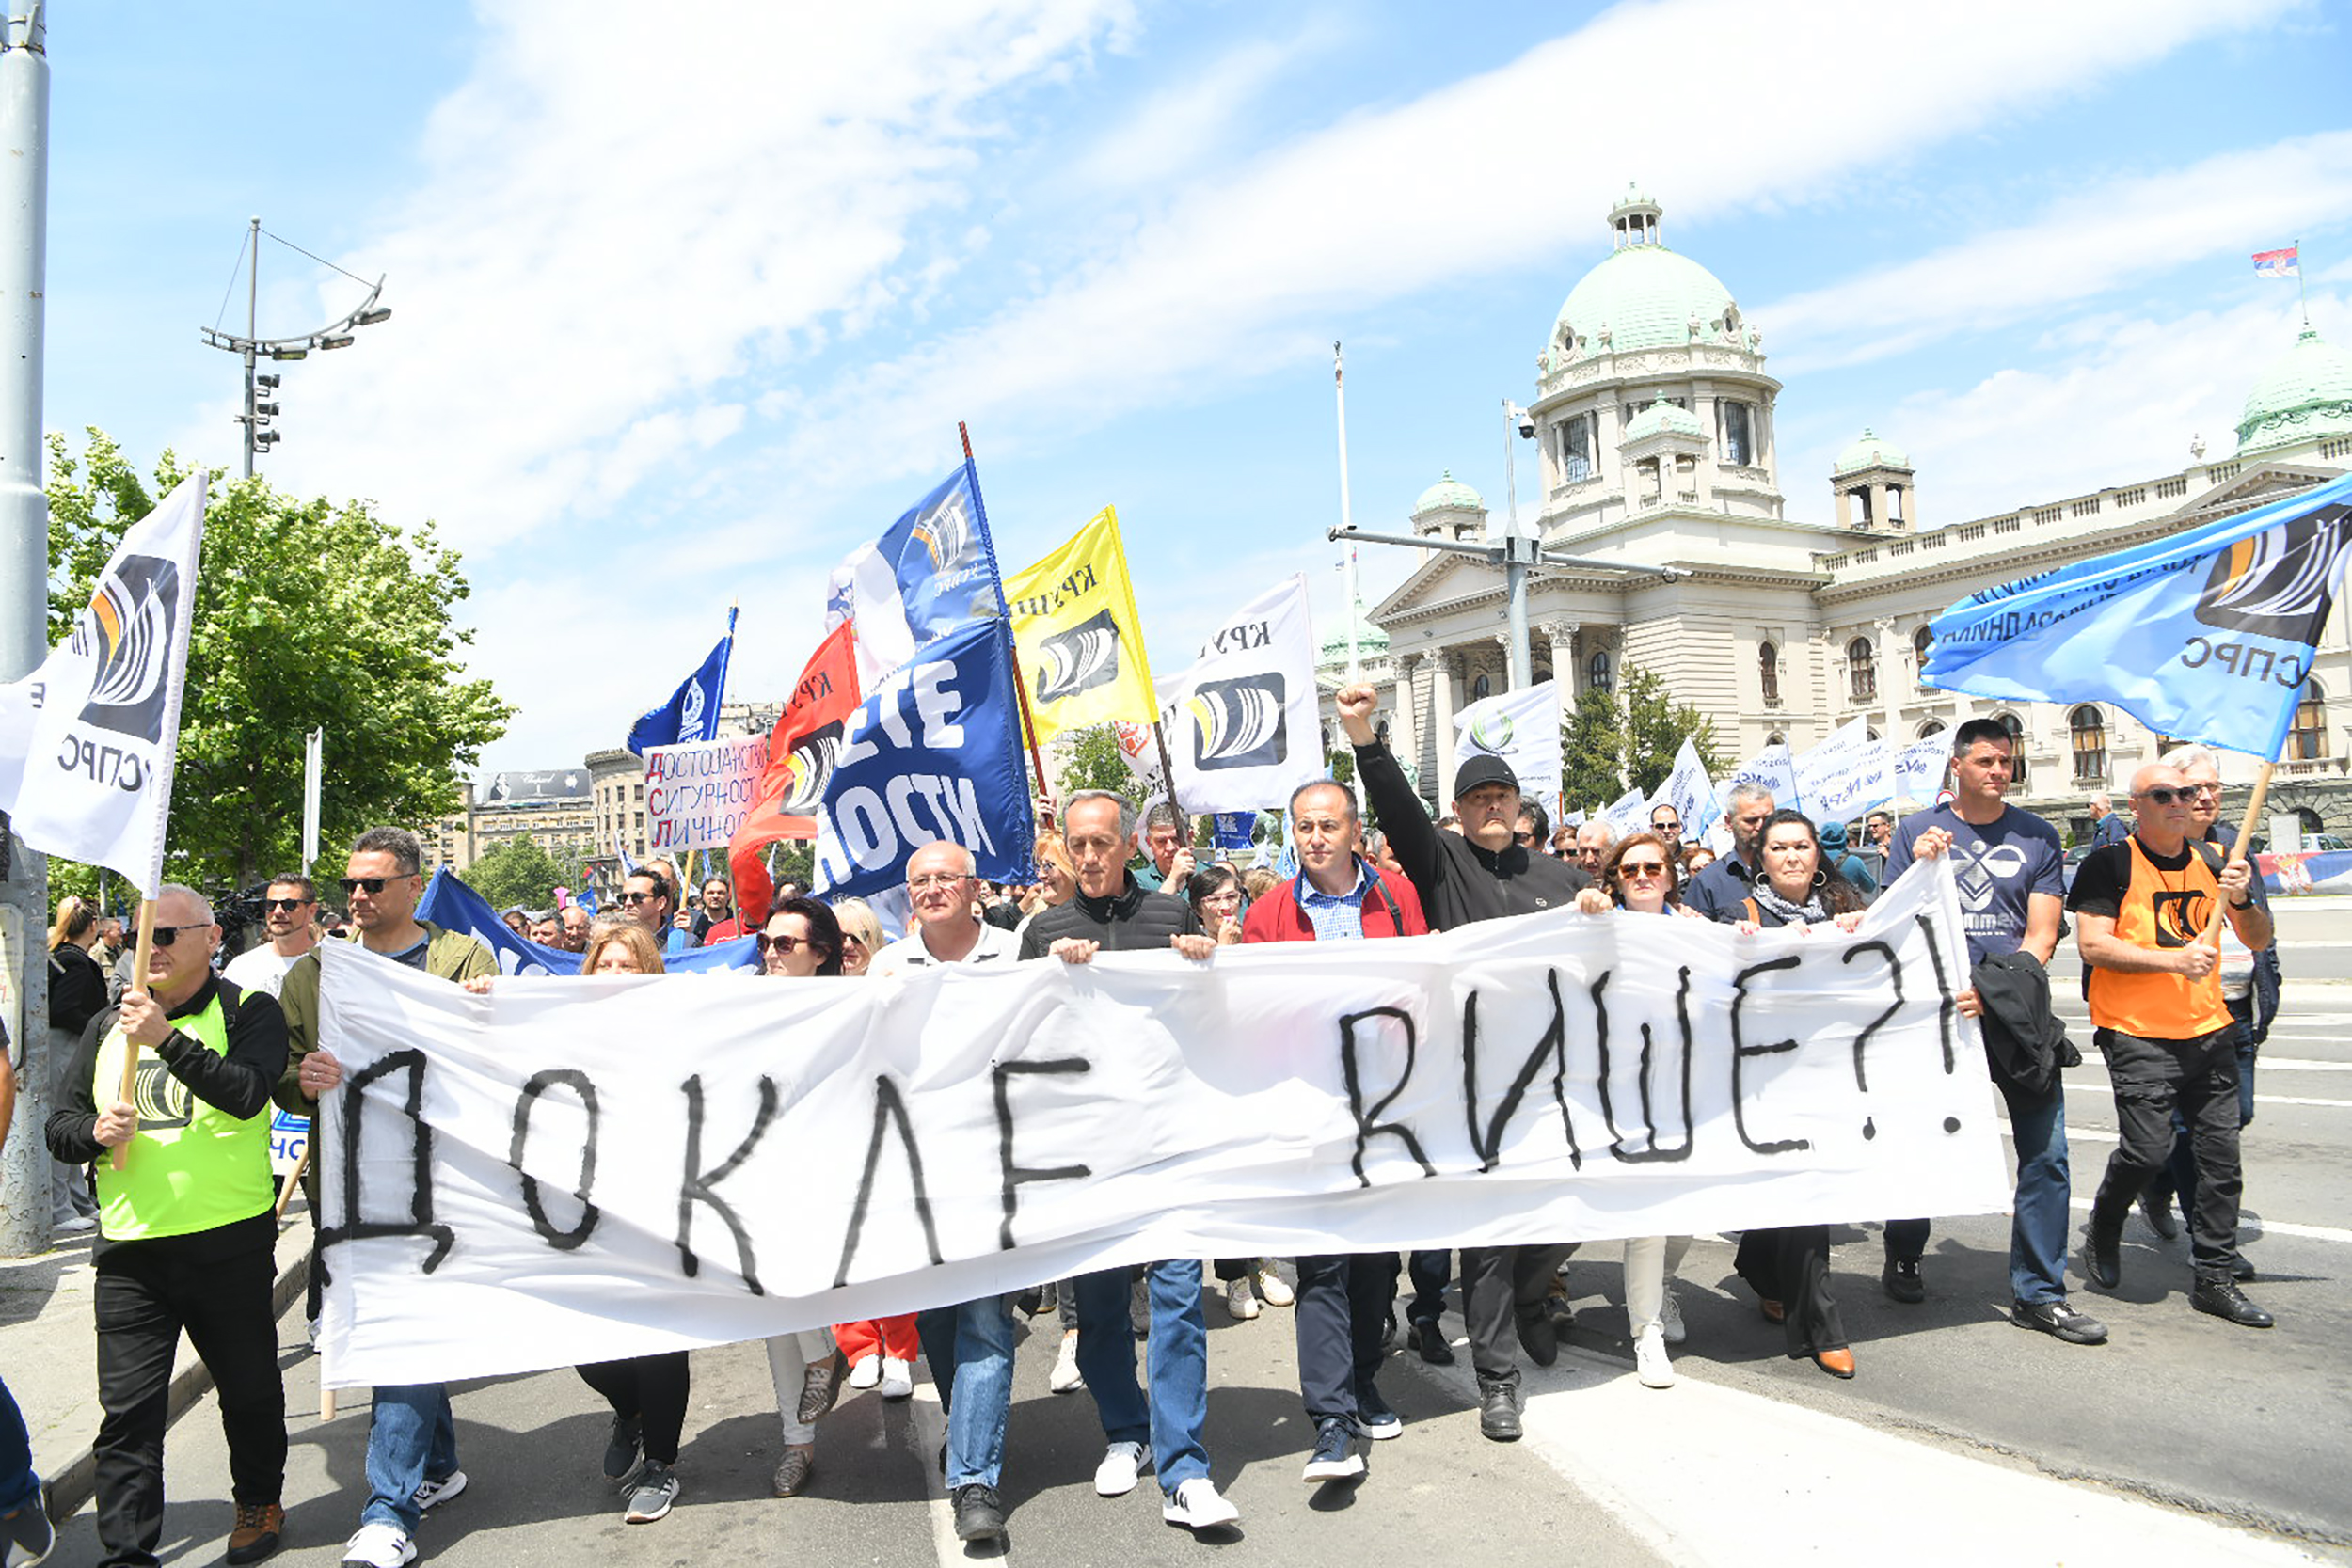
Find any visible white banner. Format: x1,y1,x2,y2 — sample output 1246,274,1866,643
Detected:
1721,740,1797,815
1602,785,1648,837
1793,718,1887,825
1149,575,1320,813
1652,737,1722,843
644,734,771,852
1890,736,1949,810
1454,681,1562,810
312,862,2005,1388
0,472,205,894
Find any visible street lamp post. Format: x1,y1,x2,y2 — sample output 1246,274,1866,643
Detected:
199,217,392,478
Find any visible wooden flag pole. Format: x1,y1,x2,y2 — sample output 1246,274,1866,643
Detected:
958,420,1057,826
273,1143,310,1221
2200,759,2277,948
1149,721,1190,848
109,897,158,1171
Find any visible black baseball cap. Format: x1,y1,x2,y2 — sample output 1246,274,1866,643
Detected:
1453,753,1520,800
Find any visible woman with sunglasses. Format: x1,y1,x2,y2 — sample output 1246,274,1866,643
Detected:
1570,833,1701,1388
752,896,858,1498
1713,809,1867,1379
1015,833,1076,933
829,897,885,978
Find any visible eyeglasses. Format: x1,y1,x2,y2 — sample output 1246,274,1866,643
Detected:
1617,861,1669,879
1514,832,1536,846
758,932,824,956
2136,787,2185,806
150,923,213,947
842,932,868,948
908,872,969,891
1651,819,1681,832
262,897,312,911
2184,783,2221,799
1575,847,1605,859
619,891,665,906
339,876,413,895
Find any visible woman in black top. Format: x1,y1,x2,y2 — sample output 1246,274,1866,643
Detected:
46,896,107,1229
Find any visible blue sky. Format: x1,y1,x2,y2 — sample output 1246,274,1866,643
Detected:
40,0,2352,778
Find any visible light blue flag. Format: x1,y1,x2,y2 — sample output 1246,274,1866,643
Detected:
627,607,737,755
1926,474,2351,758
417,868,756,974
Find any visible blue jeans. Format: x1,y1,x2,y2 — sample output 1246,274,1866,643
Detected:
1072,1260,1209,1495
2002,1075,2072,1306
0,1375,37,1518
914,1297,1013,1491
362,1384,457,1534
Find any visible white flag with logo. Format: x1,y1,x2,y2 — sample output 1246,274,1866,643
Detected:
0,472,205,895
1794,717,1887,825
1151,575,1319,814
1602,785,1648,837
1453,680,1561,810
1720,740,1798,816
1652,736,1722,842
1890,736,1949,809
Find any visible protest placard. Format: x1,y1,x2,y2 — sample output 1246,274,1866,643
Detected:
643,733,770,852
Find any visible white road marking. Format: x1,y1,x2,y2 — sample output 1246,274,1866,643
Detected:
2062,1197,2352,1245
908,1376,966,1565
1403,1338,2327,1566
2255,1094,2352,1107
2072,1054,2352,1072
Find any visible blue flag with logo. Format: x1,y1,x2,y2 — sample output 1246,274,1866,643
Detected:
1926,473,2352,759
627,607,737,755
1209,811,1257,852
417,867,756,974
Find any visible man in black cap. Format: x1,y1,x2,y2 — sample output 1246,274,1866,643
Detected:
1335,684,1588,1442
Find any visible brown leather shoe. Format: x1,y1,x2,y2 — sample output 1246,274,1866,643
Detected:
1812,1348,1856,1379
1757,1296,1786,1324
226,1500,284,1564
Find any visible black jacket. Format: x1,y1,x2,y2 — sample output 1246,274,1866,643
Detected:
1354,737,1587,930
1018,877,1201,958
1972,950,2079,1097
47,942,107,1036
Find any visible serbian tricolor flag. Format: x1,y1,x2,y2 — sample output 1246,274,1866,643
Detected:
2253,246,2300,278
727,622,862,930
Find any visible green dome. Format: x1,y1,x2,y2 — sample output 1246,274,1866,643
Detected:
1625,396,1705,442
1835,427,1911,474
1554,244,1740,357
2235,325,2352,454
1318,597,1391,669
1415,469,1484,514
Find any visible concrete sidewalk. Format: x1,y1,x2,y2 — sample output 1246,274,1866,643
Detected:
0,1213,311,1524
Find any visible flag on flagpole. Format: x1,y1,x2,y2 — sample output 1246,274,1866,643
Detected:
822,465,1005,691
727,622,862,930
0,472,206,895
1004,506,1159,743
1453,681,1563,810
1927,472,2352,758
1652,736,1723,842
1601,785,1648,837
2252,246,2300,278
1148,575,1321,814
627,607,736,754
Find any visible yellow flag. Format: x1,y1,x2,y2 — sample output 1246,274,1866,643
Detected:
1004,507,1158,744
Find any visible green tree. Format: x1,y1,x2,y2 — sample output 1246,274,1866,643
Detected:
1560,684,1625,813
1621,664,1721,795
1055,724,1141,803
458,836,582,911
43,432,514,890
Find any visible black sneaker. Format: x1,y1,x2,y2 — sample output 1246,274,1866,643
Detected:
2137,1187,2180,1241
2010,1299,2108,1345
2190,1277,2274,1329
1513,1302,1559,1368
2082,1212,2123,1291
1354,1380,1402,1440
2230,1255,2257,1282
1301,1416,1365,1482
603,1415,644,1487
1411,1319,1454,1366
952,1483,1007,1542
1881,1258,1924,1304
1477,1381,1521,1442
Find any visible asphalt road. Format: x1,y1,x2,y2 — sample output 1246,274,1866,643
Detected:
27,908,2351,1567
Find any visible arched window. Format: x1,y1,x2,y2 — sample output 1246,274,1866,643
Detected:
1321,721,1333,755
1912,625,1932,685
2069,705,2106,782
1917,720,1946,738
1375,718,1391,749
1866,728,1881,742
1996,712,2028,785
1588,650,1613,692
2290,679,2330,761
2294,806,2324,841
1847,637,1877,702
1758,641,1780,705
1767,731,1785,747
1470,673,1492,703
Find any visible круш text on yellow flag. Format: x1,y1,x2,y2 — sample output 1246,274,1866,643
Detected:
1004,506,1157,743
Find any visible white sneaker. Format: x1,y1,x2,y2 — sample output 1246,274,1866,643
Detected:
52,1213,95,1235
1162,1477,1241,1529
1225,1276,1260,1321
411,1468,469,1511
1254,1263,1295,1307
847,1354,882,1390
1094,1440,1152,1497
878,1356,914,1401
1635,1323,1676,1388
1049,1334,1086,1393
342,1520,418,1568
1658,1285,1687,1347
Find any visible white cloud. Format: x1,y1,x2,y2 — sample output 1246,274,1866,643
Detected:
1761,132,2352,372
1068,30,1324,194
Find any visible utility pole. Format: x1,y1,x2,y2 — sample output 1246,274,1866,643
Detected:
0,3,48,1258
200,220,392,478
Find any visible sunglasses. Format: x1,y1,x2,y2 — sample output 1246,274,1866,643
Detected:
1617,861,1670,879
758,932,825,956
620,891,666,906
339,876,412,895
262,897,312,911
2137,787,2186,806
151,923,212,947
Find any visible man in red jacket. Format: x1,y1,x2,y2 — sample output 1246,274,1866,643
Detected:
1243,779,1429,1486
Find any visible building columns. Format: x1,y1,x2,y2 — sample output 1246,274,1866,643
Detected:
1428,648,1460,794
1875,615,1900,739
1391,654,1421,783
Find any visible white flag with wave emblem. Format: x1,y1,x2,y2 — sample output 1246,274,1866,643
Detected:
1149,575,1320,814
1453,680,1562,811
0,472,204,895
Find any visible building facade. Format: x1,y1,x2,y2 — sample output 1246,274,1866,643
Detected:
1343,187,2352,842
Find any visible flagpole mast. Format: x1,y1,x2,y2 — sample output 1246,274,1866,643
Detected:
0,4,48,1255
961,421,1057,826
1334,342,1359,682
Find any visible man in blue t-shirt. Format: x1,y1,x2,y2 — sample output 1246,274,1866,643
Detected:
1881,718,2106,1346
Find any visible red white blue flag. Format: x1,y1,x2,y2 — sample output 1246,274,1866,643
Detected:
2252,246,2300,278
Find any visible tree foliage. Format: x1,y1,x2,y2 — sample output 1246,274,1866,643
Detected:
1622,663,1722,795
1054,724,1140,804
44,432,515,891
1560,684,1625,812
458,836,584,912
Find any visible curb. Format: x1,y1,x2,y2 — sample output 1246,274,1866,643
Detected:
41,1248,310,1524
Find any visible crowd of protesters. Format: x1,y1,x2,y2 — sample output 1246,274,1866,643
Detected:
5,698,2287,1564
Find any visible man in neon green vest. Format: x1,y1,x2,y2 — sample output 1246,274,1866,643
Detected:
45,882,291,1568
